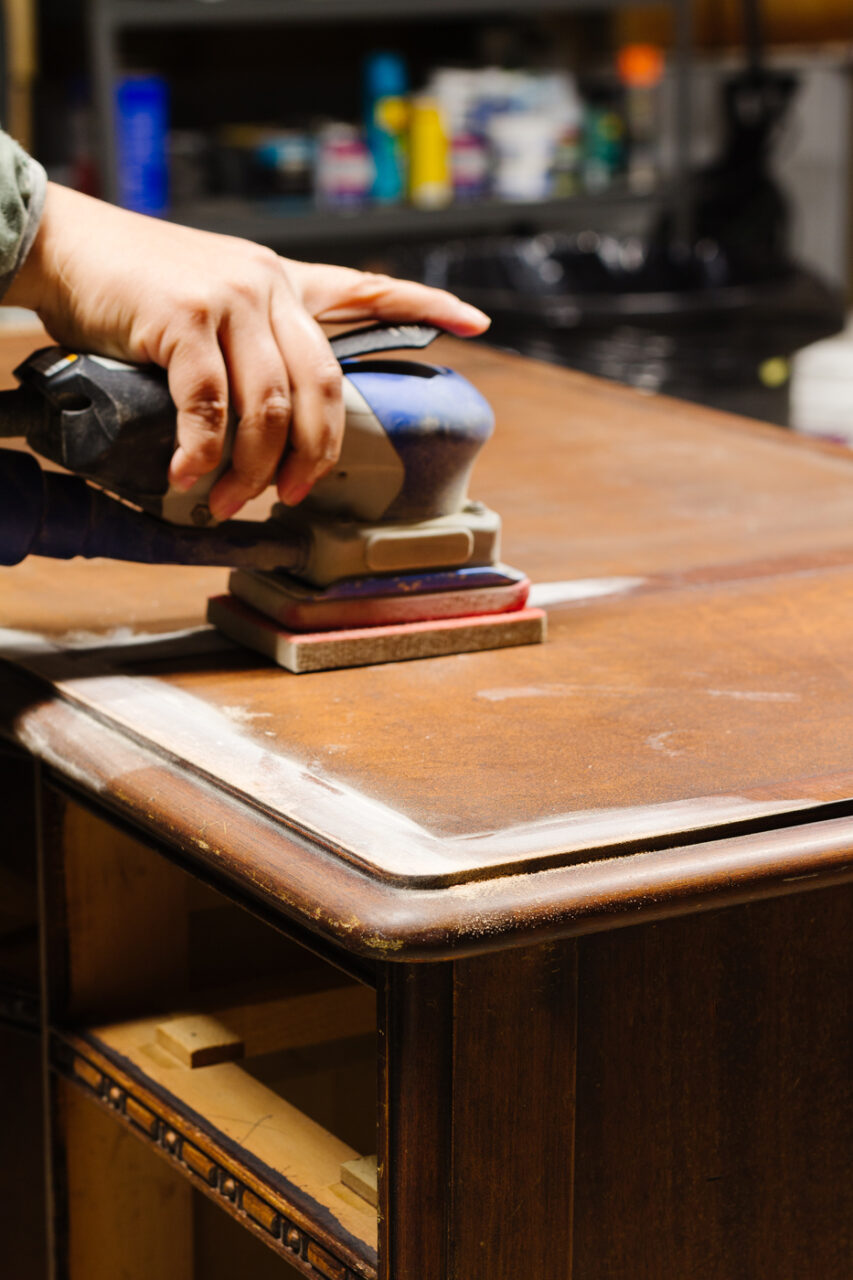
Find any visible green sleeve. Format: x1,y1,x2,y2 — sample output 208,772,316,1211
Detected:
0,129,46,299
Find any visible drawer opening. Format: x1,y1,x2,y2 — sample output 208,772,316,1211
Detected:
46,793,379,1272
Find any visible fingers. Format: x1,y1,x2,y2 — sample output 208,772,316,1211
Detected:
161,251,475,523
166,325,230,492
208,318,292,520
165,284,342,519
284,261,490,336
271,304,344,507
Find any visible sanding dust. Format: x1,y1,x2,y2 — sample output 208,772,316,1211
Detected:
0,610,821,884
528,577,645,608
220,705,274,724
477,682,801,703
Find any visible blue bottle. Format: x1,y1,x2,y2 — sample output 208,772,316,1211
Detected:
115,75,169,214
364,52,408,204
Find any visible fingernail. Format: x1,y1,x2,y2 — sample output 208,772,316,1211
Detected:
173,473,200,493
279,482,309,507
460,303,490,326
210,497,243,521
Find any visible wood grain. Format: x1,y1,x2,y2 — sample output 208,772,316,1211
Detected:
572,885,853,1279
378,963,454,1280
450,944,578,1280
59,1076,194,1280
56,798,190,1022
8,689,853,960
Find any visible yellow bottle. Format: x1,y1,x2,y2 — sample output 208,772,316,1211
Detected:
408,96,451,210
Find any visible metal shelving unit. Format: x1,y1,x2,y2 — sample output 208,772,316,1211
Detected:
88,0,693,251
169,186,668,248
97,0,670,28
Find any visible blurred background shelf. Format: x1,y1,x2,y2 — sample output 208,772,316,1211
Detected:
101,0,671,30
85,0,693,247
31,0,845,428
170,186,665,249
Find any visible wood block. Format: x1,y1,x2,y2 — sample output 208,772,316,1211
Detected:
207,593,546,674
212,981,376,1059
155,1014,244,1069
340,1154,378,1208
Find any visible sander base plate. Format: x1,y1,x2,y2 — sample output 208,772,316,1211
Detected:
207,593,546,674
228,563,530,633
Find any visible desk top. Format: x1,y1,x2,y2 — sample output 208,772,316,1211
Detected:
3,331,853,958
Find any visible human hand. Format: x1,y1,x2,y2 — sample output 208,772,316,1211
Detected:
6,182,489,519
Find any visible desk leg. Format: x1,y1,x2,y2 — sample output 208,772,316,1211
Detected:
379,942,578,1280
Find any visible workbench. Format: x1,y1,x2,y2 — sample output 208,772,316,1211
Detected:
1,330,852,1279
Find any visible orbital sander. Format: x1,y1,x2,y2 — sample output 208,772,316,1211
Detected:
0,323,544,672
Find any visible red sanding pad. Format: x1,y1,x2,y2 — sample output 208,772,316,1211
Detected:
207,593,546,674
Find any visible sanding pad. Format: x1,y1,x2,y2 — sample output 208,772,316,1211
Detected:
228,564,531,632
207,593,546,674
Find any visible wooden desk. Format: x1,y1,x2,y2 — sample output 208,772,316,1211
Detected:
1,334,852,1279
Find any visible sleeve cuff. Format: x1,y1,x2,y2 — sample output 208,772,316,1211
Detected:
0,151,47,301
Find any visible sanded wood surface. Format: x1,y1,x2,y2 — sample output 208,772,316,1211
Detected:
4,335,853,949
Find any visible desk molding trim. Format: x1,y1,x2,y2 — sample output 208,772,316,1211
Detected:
52,1033,376,1280
4,665,853,960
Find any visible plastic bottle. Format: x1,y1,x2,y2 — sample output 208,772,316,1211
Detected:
315,123,373,209
582,85,626,192
617,44,665,194
115,75,169,214
546,73,585,198
408,96,451,209
488,111,557,202
364,52,409,204
428,68,489,201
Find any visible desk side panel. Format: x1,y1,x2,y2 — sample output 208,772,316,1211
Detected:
572,884,853,1278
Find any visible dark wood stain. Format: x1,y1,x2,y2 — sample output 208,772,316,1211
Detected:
572,885,853,1279
450,944,578,1280
378,963,453,1280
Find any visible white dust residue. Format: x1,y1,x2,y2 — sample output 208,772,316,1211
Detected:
220,705,274,725
529,577,645,608
706,688,800,702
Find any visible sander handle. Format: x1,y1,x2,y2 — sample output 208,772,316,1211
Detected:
1,322,445,521
328,322,441,361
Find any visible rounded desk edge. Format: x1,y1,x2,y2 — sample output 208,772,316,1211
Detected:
4,666,853,963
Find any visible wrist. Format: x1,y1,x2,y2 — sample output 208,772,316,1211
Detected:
4,179,62,314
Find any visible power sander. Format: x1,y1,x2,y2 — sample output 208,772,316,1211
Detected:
0,322,544,671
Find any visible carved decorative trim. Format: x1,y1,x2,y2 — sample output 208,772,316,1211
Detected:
53,1036,375,1280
